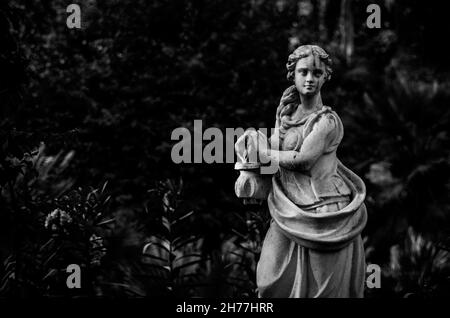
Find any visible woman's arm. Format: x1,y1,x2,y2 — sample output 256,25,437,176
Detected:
259,114,336,171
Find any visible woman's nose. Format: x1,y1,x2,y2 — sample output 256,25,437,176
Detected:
305,72,313,82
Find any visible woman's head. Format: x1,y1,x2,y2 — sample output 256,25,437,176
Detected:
286,45,332,82
275,45,333,131
286,45,332,97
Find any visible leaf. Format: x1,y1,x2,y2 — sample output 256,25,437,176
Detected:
0,270,15,286
162,199,175,213
162,215,171,232
173,253,204,265
3,259,15,274
2,255,14,267
142,253,168,263
173,235,196,246
141,263,171,272
103,195,112,205
229,251,245,259
42,269,58,281
231,228,247,240
172,210,194,226
234,242,256,255
173,259,203,272
177,178,183,196
43,251,59,267
96,218,115,226
173,236,200,251
144,240,171,254
101,180,109,194
0,272,15,292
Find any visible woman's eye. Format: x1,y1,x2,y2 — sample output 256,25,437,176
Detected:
313,70,323,77
299,70,307,76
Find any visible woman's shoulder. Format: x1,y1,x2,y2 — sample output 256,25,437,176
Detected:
305,106,342,134
320,106,341,121
317,107,344,149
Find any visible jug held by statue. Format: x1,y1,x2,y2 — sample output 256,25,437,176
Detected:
234,132,272,205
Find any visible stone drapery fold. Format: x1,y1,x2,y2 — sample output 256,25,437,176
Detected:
268,160,367,251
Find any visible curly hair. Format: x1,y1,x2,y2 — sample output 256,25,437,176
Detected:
286,45,332,82
275,45,333,137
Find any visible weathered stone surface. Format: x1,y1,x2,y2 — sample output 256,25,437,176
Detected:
234,45,367,298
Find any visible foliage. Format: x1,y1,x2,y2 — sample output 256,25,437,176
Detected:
366,227,450,298
220,208,271,297
139,179,206,297
0,138,114,296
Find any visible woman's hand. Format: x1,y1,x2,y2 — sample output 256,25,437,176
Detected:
236,129,261,164
256,130,270,163
236,129,274,165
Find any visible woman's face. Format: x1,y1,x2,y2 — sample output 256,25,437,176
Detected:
294,54,327,97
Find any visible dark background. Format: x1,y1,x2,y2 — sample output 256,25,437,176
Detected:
0,0,449,297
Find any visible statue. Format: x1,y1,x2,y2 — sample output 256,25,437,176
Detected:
234,45,367,298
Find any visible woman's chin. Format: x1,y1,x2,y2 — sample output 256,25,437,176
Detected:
300,90,318,96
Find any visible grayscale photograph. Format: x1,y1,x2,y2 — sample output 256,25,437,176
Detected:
0,0,449,310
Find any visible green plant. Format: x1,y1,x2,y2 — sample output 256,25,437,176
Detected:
0,140,114,296
382,227,450,298
221,207,270,297
139,179,207,297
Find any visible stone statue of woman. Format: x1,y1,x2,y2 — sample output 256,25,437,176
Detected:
234,45,367,298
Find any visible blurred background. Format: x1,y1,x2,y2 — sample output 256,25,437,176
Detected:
0,0,449,298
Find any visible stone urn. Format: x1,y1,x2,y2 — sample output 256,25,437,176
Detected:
234,132,272,205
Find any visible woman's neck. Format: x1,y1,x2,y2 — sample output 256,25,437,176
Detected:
300,93,323,111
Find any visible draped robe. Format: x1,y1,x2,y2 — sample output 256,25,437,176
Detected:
256,106,367,298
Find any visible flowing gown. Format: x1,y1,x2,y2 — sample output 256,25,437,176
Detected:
256,106,367,298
